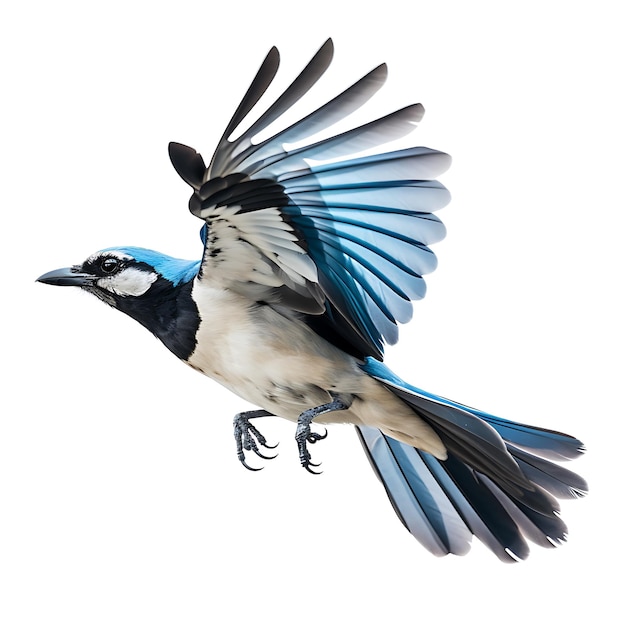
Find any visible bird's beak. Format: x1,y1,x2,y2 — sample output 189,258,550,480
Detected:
36,266,95,287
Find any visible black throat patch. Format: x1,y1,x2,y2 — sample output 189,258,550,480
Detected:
113,277,200,361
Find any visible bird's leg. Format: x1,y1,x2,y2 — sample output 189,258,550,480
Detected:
234,409,278,471
296,392,352,474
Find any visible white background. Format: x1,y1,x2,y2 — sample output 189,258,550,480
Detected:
1,1,623,624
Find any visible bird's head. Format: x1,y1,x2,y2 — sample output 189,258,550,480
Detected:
37,247,201,308
37,247,202,359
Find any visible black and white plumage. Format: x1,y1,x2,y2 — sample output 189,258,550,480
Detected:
37,39,587,562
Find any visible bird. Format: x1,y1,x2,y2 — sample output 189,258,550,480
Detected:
37,39,587,562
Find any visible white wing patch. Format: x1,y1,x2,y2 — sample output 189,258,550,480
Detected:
201,206,319,302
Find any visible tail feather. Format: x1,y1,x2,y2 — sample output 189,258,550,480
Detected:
389,383,533,497
508,445,588,499
479,475,567,550
471,413,584,462
358,358,587,560
356,427,472,557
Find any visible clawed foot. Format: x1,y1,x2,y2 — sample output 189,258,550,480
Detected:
233,395,351,473
233,410,277,471
295,394,351,474
295,419,328,474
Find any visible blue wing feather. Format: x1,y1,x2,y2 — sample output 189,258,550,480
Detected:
280,147,450,188
307,227,428,300
288,180,450,214
307,217,437,275
287,203,447,246
290,180,451,213
317,259,398,350
309,231,413,324
172,41,450,358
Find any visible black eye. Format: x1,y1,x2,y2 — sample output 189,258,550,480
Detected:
100,258,120,274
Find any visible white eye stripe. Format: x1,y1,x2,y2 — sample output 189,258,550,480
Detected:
97,267,158,296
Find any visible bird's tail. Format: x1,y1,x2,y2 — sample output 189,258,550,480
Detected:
357,358,587,562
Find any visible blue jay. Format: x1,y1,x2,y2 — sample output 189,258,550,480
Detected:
38,39,586,561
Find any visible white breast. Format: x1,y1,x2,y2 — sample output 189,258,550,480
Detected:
186,280,355,417
186,279,446,458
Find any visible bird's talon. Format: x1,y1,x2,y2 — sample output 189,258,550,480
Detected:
233,410,277,470
302,461,323,475
294,397,350,473
254,449,278,461
240,459,263,472
307,429,328,444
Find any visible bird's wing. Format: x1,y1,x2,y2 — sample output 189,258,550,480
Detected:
168,39,450,360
